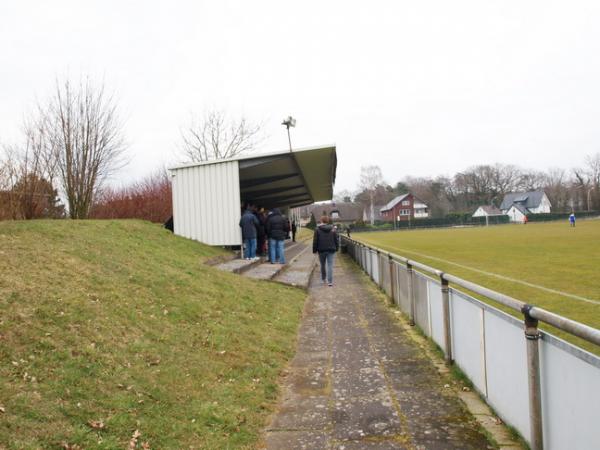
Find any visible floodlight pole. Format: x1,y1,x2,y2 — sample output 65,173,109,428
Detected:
282,116,296,152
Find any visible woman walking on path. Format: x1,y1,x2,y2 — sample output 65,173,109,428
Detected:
313,215,339,286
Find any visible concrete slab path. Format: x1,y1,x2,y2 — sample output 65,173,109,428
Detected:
263,254,494,450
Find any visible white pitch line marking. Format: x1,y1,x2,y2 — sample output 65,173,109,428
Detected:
386,246,600,306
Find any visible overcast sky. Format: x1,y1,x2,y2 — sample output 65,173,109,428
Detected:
2,1,600,193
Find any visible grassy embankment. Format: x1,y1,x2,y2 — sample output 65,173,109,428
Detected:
355,220,600,353
0,220,306,449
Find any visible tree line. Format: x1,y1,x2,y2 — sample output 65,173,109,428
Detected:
0,76,261,222
337,158,600,222
2,75,599,223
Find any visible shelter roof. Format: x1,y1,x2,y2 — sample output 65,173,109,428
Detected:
170,144,337,209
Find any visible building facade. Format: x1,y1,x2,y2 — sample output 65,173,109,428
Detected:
380,193,429,222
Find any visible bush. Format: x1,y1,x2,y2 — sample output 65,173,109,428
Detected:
526,211,598,222
90,169,172,223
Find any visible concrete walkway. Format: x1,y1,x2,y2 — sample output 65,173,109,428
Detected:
264,254,494,450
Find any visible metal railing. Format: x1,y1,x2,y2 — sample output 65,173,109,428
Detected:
341,236,600,450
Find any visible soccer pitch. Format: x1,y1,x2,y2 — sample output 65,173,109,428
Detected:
354,219,600,352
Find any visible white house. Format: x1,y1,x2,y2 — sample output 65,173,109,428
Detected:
505,203,529,223
472,205,504,218
500,191,551,222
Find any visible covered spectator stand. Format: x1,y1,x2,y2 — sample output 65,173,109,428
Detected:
169,144,337,246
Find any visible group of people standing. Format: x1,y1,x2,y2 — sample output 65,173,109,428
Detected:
239,204,297,264
240,206,341,287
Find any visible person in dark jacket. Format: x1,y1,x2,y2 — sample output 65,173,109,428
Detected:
239,205,260,260
312,215,339,286
266,208,289,264
256,207,267,257
291,221,297,242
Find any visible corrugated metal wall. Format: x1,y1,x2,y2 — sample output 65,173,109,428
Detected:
171,161,242,246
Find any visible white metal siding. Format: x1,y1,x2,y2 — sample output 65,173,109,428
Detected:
171,161,242,246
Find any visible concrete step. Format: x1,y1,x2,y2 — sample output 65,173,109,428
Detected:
243,242,310,282
214,240,303,274
272,248,317,290
214,257,263,274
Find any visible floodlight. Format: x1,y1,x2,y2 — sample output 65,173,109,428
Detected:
282,116,296,128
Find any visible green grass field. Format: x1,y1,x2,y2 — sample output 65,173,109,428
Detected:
0,220,306,449
355,219,600,353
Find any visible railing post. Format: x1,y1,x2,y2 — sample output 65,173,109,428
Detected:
389,255,396,304
406,261,415,326
522,304,543,450
376,249,380,284
440,274,453,364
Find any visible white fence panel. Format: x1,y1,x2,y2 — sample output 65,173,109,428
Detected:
371,250,379,284
484,308,530,440
450,290,487,394
381,256,392,296
397,265,410,314
540,335,600,450
427,279,445,349
392,262,401,306
413,273,430,335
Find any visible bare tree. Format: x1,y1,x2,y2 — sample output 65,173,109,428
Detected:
46,78,127,219
359,165,384,225
541,168,570,211
333,189,354,203
180,110,263,162
573,152,600,211
0,112,62,220
0,146,19,219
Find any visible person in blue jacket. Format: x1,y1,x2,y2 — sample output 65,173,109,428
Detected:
569,212,576,227
239,205,260,260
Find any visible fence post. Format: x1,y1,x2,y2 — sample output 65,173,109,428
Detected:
440,275,453,364
389,255,396,304
406,261,415,326
522,304,543,450
376,249,380,284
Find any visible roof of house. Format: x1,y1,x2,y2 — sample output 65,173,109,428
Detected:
475,205,504,216
380,194,409,213
309,202,362,221
500,190,546,211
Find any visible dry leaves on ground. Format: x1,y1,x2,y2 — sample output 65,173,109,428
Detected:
87,420,106,430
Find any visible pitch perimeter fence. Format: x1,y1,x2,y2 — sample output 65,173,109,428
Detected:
342,236,600,450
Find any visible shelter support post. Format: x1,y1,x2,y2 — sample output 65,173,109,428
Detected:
440,275,453,364
522,304,543,450
407,262,415,326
